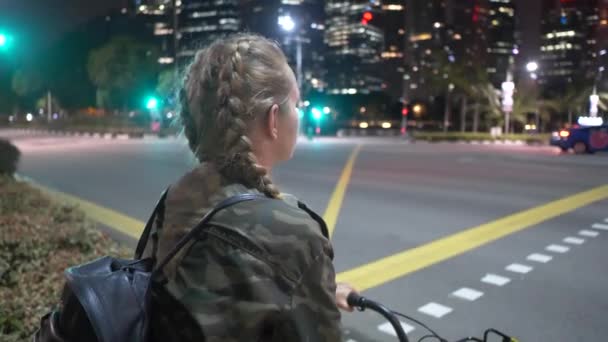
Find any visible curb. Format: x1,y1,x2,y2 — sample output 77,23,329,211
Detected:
9,128,178,140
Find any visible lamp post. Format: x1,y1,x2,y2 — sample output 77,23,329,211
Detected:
443,83,454,133
501,80,514,134
278,15,303,90
526,61,540,131
590,66,604,118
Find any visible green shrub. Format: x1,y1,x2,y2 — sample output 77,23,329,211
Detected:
0,140,20,177
0,177,131,341
411,132,550,144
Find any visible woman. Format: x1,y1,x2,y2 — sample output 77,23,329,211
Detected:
144,33,356,341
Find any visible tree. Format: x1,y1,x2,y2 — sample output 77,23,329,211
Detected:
538,84,595,130
11,68,43,98
88,36,159,111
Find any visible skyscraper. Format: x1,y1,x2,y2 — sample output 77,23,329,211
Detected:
403,0,447,102
241,0,326,95
178,0,241,62
134,0,176,65
486,0,517,87
404,1,495,101
539,0,600,93
324,0,384,95
135,0,241,66
379,1,406,99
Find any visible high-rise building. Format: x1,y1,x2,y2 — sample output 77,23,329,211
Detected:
134,0,176,65
178,0,241,62
404,1,496,101
486,0,517,87
135,0,241,66
324,0,384,95
241,0,326,95
379,1,406,99
446,0,489,69
539,0,600,93
403,0,447,102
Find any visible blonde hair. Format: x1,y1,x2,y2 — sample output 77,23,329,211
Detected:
179,33,294,198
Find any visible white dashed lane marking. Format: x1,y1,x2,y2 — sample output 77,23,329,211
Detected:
591,223,608,231
526,253,553,263
481,274,511,286
451,287,484,301
546,244,570,253
417,302,453,318
563,237,585,245
579,230,599,237
377,321,415,336
505,263,533,274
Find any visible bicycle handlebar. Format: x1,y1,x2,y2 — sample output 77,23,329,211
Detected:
347,292,516,342
347,292,410,342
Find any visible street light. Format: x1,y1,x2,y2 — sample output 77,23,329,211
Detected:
278,15,303,90
526,61,539,73
278,15,295,32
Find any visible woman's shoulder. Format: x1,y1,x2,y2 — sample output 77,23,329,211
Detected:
209,193,332,280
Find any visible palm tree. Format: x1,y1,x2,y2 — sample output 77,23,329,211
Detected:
544,85,592,127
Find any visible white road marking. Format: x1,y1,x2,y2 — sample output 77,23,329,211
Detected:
591,223,608,231
526,253,553,263
505,263,533,274
563,237,585,245
346,339,358,342
418,302,453,318
377,321,415,336
579,230,599,237
546,244,570,253
481,274,511,286
451,287,484,301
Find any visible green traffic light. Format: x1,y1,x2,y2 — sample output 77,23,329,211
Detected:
0,33,11,49
312,107,322,121
146,97,159,110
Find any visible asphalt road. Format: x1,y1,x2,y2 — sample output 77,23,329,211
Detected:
3,129,608,342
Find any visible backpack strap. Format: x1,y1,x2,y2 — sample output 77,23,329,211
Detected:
134,188,169,259
152,193,268,282
297,201,330,240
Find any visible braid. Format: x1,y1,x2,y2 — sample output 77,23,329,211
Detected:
179,34,292,199
215,39,281,198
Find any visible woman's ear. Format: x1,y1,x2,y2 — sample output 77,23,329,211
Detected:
266,104,280,140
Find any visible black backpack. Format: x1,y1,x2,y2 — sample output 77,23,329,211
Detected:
34,190,266,342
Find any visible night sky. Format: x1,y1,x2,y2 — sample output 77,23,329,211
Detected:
0,0,541,58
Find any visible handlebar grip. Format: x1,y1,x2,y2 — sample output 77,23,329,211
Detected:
347,292,364,309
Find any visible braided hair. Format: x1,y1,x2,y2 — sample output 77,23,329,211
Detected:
179,34,294,198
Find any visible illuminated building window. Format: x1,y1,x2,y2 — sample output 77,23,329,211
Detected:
382,4,403,11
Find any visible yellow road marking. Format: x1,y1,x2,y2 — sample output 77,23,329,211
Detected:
22,176,608,293
336,184,608,292
23,178,145,239
323,145,361,237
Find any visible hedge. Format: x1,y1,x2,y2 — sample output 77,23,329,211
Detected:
0,177,131,341
411,132,550,144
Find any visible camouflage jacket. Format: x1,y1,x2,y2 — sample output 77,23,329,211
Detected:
142,163,342,342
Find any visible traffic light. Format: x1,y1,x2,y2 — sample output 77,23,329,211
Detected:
402,108,409,116
361,11,373,25
145,96,159,110
0,32,12,50
311,107,322,121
